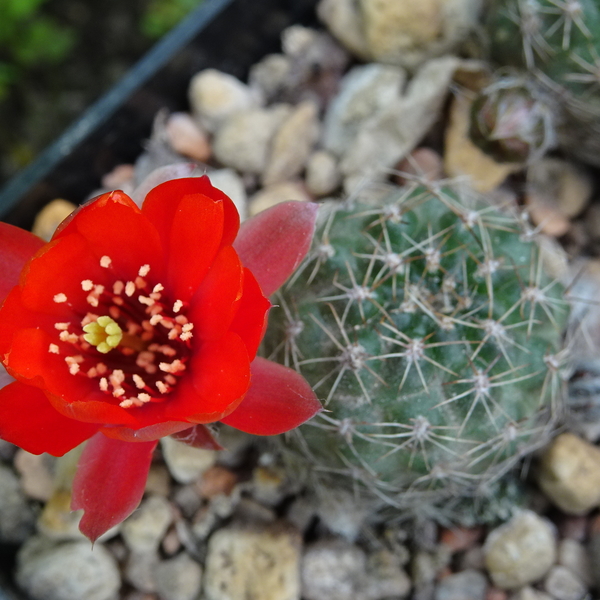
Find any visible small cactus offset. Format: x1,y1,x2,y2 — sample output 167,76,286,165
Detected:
265,182,569,518
479,0,600,165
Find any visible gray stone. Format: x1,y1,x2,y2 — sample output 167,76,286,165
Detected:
121,495,173,553
155,553,203,600
305,150,341,197
302,540,367,600
17,537,120,600
213,105,291,174
322,63,406,157
511,587,554,600
483,510,556,589
249,181,312,216
542,566,587,600
189,69,261,133
302,540,410,600
204,522,301,600
249,54,292,100
558,539,593,588
124,551,159,593
434,569,487,600
339,57,460,178
205,168,248,221
0,464,35,543
161,436,217,484
262,101,320,186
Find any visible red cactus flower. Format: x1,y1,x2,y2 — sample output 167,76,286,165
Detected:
0,176,320,541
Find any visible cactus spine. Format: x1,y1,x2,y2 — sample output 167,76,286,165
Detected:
266,182,569,518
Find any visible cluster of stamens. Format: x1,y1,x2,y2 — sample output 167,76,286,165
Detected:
49,256,194,409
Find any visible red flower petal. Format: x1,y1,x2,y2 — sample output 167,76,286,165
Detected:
188,246,244,341
101,421,192,442
19,234,111,318
234,201,318,296
164,331,251,422
4,327,139,427
142,176,239,255
54,191,165,280
0,222,44,302
72,433,157,542
0,286,57,357
229,268,271,359
220,357,321,435
0,381,99,456
170,424,223,450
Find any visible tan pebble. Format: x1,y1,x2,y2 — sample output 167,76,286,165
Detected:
394,147,443,185
527,158,592,219
525,193,571,237
444,94,520,193
165,112,211,162
439,526,483,552
196,465,238,499
249,181,312,216
262,100,320,186
305,150,341,197
37,489,84,540
32,199,77,241
101,163,135,189
144,464,171,497
537,432,600,515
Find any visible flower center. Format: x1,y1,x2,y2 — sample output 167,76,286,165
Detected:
48,257,194,409
82,316,123,353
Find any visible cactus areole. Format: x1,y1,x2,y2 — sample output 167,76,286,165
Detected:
266,184,569,515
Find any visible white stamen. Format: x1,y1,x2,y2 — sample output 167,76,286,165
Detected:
99,378,109,391
48,344,60,354
135,276,146,288
81,280,94,291
113,281,124,295
112,387,125,398
109,370,125,387
149,314,163,326
138,264,151,277
54,322,70,330
125,281,136,297
53,293,67,303
159,359,186,374
173,300,183,313
100,256,112,268
156,381,168,394
152,283,164,293
133,374,146,389
87,367,98,377
59,331,78,343
119,399,134,408
138,393,151,403
174,315,188,325
138,295,155,307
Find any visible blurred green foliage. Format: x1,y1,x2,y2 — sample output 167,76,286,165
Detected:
140,0,204,39
0,0,77,99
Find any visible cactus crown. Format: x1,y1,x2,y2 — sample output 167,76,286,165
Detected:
266,182,569,516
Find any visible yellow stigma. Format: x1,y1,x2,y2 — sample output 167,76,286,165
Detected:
82,316,123,354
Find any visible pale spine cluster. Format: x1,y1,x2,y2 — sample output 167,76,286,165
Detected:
265,181,570,520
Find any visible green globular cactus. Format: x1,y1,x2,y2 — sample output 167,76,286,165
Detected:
265,183,570,519
481,0,600,166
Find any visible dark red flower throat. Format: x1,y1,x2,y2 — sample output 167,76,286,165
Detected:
50,257,193,410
